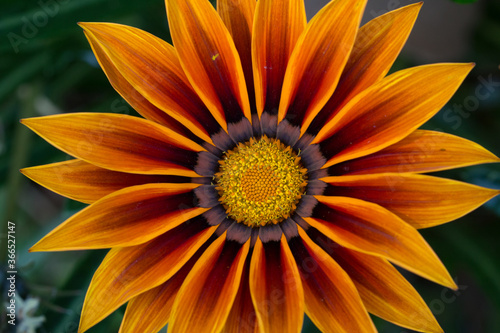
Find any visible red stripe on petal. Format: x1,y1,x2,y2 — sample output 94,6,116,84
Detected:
309,3,421,133
310,230,442,333
322,173,500,228
249,236,304,333
79,220,215,332
328,130,500,175
119,235,212,333
222,256,259,333
21,159,193,204
22,113,203,176
218,0,257,115
314,63,474,167
169,235,250,333
83,25,208,143
290,229,376,333
167,0,251,127
279,0,366,132
252,0,306,117
307,196,456,289
81,22,221,142
30,183,208,251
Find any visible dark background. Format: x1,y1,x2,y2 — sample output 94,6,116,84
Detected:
1,0,499,332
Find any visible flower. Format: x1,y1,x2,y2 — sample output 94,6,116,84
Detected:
21,0,499,332
5,293,45,333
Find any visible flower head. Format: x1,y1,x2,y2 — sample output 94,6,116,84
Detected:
22,0,500,332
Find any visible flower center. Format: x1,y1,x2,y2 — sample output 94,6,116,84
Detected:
215,136,307,227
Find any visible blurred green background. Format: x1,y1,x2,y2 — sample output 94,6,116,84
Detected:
1,0,499,332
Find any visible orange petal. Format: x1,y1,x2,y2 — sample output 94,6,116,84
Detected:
119,243,208,333
218,0,256,114
322,173,500,228
166,0,251,128
313,63,474,167
119,267,186,333
290,228,376,333
252,0,306,117
222,257,259,333
307,196,457,289
79,221,216,332
278,0,366,131
249,236,304,333
309,3,422,132
328,129,500,175
21,113,203,177
169,235,250,333
312,229,442,333
21,159,192,204
80,22,221,143
82,24,208,143
30,183,208,251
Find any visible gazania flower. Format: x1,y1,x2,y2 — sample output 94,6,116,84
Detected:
22,0,499,332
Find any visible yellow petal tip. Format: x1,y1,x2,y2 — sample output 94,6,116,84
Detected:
449,279,459,291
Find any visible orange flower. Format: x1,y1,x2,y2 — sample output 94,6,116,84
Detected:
22,0,499,332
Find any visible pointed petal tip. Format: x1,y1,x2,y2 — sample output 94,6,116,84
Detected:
449,279,459,291
77,22,104,33
19,117,40,130
406,1,423,13
29,240,58,253
403,1,423,11
78,22,100,29
462,62,475,73
29,241,50,253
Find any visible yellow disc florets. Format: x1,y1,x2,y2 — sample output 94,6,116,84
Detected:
215,136,307,227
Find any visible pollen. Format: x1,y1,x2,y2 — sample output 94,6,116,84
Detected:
215,136,307,227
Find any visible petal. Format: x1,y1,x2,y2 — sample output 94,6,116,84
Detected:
252,0,306,117
82,24,207,143
80,22,221,143
311,230,442,333
30,183,208,251
249,236,304,333
79,220,216,332
169,235,250,333
21,159,192,204
21,113,203,177
278,0,366,131
119,241,210,333
119,261,191,333
322,173,500,228
218,0,257,114
166,0,251,127
307,196,457,288
328,129,500,175
313,63,474,167
309,3,422,133
222,257,259,333
289,229,376,333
